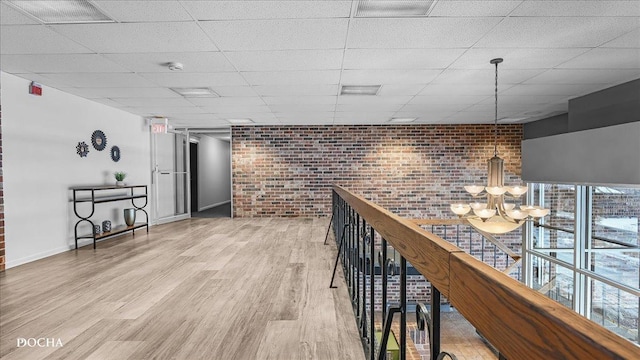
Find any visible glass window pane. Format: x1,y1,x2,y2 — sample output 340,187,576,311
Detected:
591,186,639,248
530,255,574,309
589,276,639,344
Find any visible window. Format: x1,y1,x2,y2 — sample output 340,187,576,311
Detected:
524,184,640,344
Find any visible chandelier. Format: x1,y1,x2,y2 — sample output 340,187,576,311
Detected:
450,58,549,234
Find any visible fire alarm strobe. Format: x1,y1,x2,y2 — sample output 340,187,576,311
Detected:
29,81,42,96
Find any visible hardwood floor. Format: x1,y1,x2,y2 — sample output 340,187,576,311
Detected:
0,218,365,360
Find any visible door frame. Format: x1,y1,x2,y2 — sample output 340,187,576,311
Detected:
150,128,191,225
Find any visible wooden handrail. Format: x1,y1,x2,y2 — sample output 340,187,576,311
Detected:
333,185,640,360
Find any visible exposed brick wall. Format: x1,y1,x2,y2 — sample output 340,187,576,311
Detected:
232,125,523,220
0,105,4,271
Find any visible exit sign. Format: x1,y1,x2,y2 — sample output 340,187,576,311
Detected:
151,123,167,134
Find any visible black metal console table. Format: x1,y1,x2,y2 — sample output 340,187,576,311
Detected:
72,185,149,249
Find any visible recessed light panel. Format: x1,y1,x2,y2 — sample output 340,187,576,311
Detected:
6,0,114,24
170,87,219,98
355,0,437,18
340,85,381,96
226,119,254,124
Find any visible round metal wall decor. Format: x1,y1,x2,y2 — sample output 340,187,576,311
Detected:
91,130,107,151
110,146,121,162
76,141,89,158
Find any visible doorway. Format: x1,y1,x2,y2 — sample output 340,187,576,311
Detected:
151,129,190,224
189,131,232,218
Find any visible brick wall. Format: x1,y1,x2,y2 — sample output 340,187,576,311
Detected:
0,105,4,271
232,125,523,219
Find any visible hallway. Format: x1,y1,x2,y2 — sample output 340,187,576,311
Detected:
0,218,364,359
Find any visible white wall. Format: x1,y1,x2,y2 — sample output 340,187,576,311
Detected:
1,72,151,268
197,135,231,210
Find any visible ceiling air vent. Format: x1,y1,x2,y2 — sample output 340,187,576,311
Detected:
355,0,437,18
340,85,381,96
5,0,114,24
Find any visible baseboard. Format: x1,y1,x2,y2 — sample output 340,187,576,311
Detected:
198,200,231,212
6,246,71,269
6,224,157,269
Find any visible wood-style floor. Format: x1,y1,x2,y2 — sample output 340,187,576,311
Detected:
0,218,365,360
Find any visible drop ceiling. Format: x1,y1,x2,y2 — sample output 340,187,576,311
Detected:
1,0,639,128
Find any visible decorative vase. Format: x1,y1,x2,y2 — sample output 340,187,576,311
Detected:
124,208,136,226
116,180,124,187
93,224,102,235
102,220,112,233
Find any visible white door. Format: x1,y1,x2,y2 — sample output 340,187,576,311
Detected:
151,130,190,224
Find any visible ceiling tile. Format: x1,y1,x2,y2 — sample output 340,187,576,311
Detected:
343,49,465,70
270,104,336,113
341,69,441,84
393,111,458,121
112,97,195,107
500,84,601,97
334,112,397,121
524,69,640,85
337,95,413,105
200,19,349,50
408,95,489,105
253,84,339,96
262,96,337,105
401,103,474,113
226,50,343,71
476,17,640,48
52,22,218,53
333,119,390,124
419,83,506,96
510,1,640,17
139,72,248,87
34,72,158,88
347,18,501,48
243,70,341,85
199,105,271,113
478,95,570,105
0,54,129,73
212,86,259,97
181,1,352,20
124,106,207,116
187,97,266,107
0,25,91,54
336,103,403,112
430,1,522,17
276,118,334,125
601,29,640,48
162,114,221,121
58,86,181,99
431,69,543,85
557,48,640,69
0,3,40,24
91,98,128,109
93,1,194,22
449,48,590,69
103,52,235,73
377,84,426,96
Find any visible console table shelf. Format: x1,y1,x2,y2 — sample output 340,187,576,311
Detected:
72,185,149,249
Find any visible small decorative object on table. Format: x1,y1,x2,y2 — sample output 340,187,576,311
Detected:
124,208,136,226
114,171,126,186
102,220,111,233
93,224,102,235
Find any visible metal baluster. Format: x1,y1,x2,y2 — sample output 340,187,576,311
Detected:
400,255,407,360
370,226,376,360
381,238,388,322
430,285,441,360
356,213,361,316
362,219,368,340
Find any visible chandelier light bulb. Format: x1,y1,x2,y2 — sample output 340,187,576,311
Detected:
486,186,507,196
503,203,516,211
470,202,488,210
474,208,496,219
528,208,550,218
506,209,528,220
507,186,528,196
450,203,471,216
464,185,485,195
